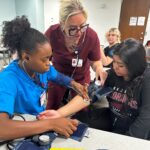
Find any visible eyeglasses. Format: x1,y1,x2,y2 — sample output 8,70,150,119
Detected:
68,24,89,36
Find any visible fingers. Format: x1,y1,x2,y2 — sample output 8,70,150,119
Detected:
71,81,89,99
52,118,78,138
84,83,89,89
96,73,99,81
82,84,89,99
100,79,104,86
71,119,79,126
78,84,89,99
39,110,50,115
97,70,108,86
37,115,47,120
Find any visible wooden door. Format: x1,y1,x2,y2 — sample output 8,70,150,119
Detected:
119,0,150,43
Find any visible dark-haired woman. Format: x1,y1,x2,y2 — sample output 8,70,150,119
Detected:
0,16,90,140
39,38,150,140
103,38,150,139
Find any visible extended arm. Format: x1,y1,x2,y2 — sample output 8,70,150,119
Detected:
0,112,78,140
57,95,90,117
38,95,90,120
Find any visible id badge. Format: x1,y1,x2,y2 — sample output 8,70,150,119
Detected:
72,59,83,67
40,91,47,106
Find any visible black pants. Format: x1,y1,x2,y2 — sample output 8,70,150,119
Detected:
72,106,112,131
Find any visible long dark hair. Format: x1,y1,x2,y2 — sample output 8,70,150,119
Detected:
113,38,146,81
2,16,48,59
113,38,146,107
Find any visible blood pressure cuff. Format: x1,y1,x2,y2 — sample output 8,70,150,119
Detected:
70,123,88,142
14,140,44,150
0,132,56,150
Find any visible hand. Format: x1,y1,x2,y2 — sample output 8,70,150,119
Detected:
96,70,108,86
51,118,79,137
71,80,89,99
37,110,61,120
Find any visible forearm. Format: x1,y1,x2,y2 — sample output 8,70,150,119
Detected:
91,60,104,79
0,113,54,140
57,95,90,117
100,48,113,66
91,60,103,73
100,48,108,65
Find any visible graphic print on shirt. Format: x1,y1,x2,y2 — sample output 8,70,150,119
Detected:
108,86,138,118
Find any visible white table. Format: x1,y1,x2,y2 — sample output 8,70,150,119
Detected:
51,128,150,150
1,115,150,150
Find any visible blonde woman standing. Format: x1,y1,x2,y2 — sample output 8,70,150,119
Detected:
45,0,105,110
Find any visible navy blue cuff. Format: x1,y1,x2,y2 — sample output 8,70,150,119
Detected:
53,72,72,88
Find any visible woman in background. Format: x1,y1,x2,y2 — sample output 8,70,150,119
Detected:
101,28,121,67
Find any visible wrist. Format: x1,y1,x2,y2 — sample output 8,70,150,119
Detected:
57,109,64,117
70,80,79,91
70,80,75,87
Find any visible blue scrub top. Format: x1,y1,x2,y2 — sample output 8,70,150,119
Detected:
0,60,72,116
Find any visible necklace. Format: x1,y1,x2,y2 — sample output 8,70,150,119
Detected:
20,61,45,88
21,60,35,80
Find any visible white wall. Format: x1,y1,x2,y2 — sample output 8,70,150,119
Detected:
0,0,44,37
82,0,122,46
44,0,122,46
44,0,60,31
0,0,149,45
15,0,44,32
35,0,44,32
0,0,16,37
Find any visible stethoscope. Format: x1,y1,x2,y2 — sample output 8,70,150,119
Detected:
73,30,86,55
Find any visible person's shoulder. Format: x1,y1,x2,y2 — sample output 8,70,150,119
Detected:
46,24,60,32
0,60,19,78
0,69,16,85
104,46,109,51
45,24,61,39
45,65,57,80
141,68,150,85
144,68,150,78
112,43,119,48
86,27,99,42
50,24,60,30
87,27,97,35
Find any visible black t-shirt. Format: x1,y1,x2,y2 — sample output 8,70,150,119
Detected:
104,43,119,68
105,68,150,139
